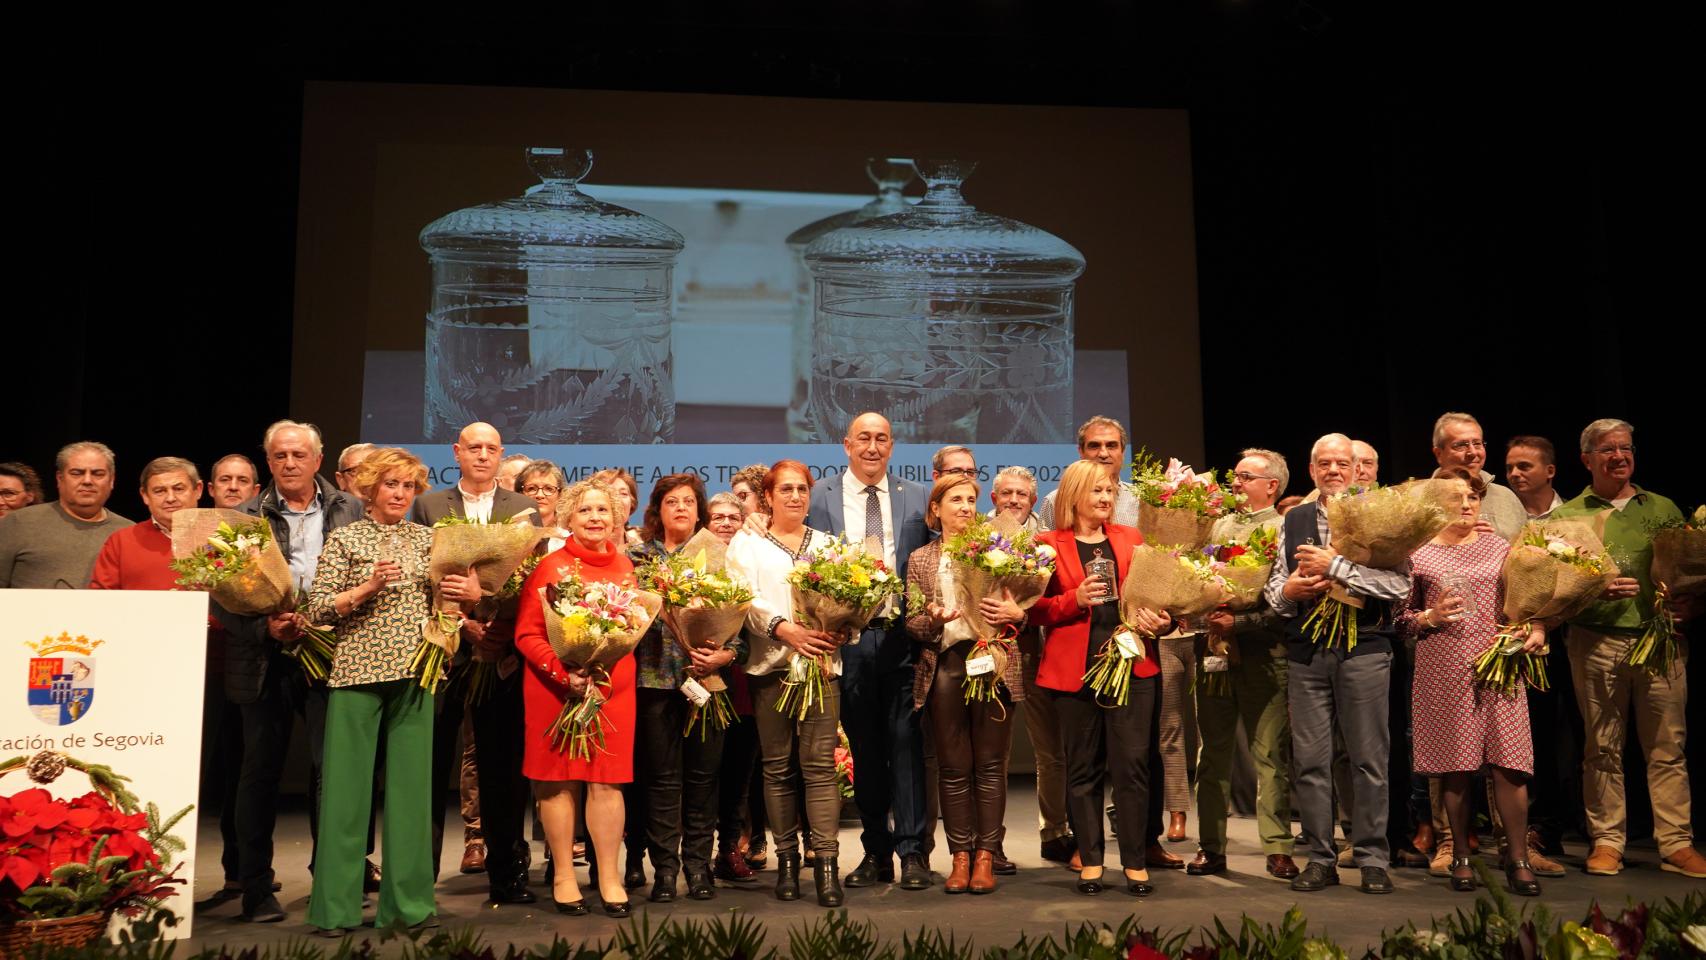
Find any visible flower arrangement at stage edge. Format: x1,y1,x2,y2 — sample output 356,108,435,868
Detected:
168,510,294,617
0,751,191,941
635,529,756,738
1129,449,1236,550
834,726,854,801
539,566,661,761
1637,505,1706,676
779,536,904,720
942,515,1056,703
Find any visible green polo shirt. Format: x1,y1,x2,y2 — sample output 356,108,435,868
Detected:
1551,484,1683,635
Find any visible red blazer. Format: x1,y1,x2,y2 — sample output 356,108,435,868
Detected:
1030,523,1160,691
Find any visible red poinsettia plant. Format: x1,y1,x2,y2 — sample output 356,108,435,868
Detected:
0,754,188,925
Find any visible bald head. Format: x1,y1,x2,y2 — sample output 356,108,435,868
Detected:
453,421,504,492
843,412,895,486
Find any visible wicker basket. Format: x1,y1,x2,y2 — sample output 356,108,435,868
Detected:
0,912,110,957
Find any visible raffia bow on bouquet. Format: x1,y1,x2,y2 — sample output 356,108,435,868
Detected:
635,529,755,738
1635,505,1706,675
409,513,544,694
1302,480,1455,651
539,568,662,760
1195,524,1279,695
942,515,1056,704
1130,450,1236,551
780,535,903,720
1081,544,1231,707
169,507,334,680
1472,518,1618,694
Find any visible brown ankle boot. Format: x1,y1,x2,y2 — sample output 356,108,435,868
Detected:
969,850,997,894
944,851,972,894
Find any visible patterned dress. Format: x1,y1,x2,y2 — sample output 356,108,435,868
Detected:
1400,533,1533,775
304,518,434,688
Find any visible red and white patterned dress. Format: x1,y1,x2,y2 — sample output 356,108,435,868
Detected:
1400,533,1533,776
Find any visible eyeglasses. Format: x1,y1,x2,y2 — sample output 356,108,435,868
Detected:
1232,472,1275,483
1591,444,1635,457
1446,440,1486,452
938,467,977,477
521,484,560,496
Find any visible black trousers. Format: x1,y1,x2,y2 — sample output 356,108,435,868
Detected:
430,665,530,891
628,688,728,876
840,637,927,859
717,711,761,852
233,658,302,908
1049,676,1158,870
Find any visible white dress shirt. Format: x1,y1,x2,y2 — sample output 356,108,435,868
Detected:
457,482,496,523
841,472,896,571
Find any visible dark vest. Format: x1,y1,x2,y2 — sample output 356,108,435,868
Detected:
1280,501,1395,664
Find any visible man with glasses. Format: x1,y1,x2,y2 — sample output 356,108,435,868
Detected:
1431,413,1525,539
333,443,376,499
1188,449,1299,882
1552,418,1704,879
931,445,978,481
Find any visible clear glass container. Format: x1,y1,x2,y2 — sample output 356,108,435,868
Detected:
803,159,1085,444
782,159,914,441
419,147,686,443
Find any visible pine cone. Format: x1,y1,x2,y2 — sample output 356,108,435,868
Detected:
26,750,67,784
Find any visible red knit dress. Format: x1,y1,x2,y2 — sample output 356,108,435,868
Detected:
514,535,638,783
1401,533,1534,775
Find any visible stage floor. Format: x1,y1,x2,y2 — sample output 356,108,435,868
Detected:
184,781,1692,953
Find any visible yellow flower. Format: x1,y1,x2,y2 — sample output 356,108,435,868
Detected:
850,567,871,588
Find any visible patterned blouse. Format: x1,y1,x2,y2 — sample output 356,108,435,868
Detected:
304,518,434,688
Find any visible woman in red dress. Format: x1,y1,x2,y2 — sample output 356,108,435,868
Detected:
514,478,638,918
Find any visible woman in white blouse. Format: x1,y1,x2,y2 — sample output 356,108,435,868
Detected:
725,459,845,908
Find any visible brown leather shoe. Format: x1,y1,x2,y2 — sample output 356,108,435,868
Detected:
1411,822,1435,856
460,841,487,875
991,846,1016,876
1146,843,1185,869
1166,812,1188,843
1265,854,1300,880
1584,844,1623,876
1186,849,1226,875
1662,846,1706,879
969,850,997,894
944,851,972,894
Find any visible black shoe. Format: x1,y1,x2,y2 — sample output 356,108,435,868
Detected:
1505,860,1541,897
648,871,678,903
363,859,382,894
238,894,286,923
602,898,632,918
1448,857,1476,892
195,887,242,911
623,858,647,890
1186,851,1227,876
898,852,932,890
1360,866,1394,895
554,898,588,916
992,846,1016,876
816,856,844,907
775,852,801,902
409,915,441,931
313,926,348,938
1290,862,1340,892
1076,871,1105,895
1125,878,1155,897
687,871,716,900
488,878,537,905
1040,835,1077,864
844,853,894,887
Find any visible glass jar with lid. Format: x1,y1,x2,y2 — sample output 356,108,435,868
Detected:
803,159,1085,444
782,158,914,442
419,147,686,443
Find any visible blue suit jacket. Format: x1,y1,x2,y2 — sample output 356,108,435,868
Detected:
808,469,929,669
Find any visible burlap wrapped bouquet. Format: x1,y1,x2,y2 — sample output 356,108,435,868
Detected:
1502,519,1619,625
1137,502,1217,552
169,508,294,616
1323,480,1457,570
539,575,663,759
779,535,905,718
637,529,755,735
1130,453,1234,551
409,515,545,693
1652,514,1706,601
1120,544,1231,622
939,515,1057,701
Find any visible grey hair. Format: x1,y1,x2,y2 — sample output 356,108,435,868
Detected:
707,492,743,514
1240,448,1289,496
992,464,1038,494
1580,418,1634,454
1075,416,1128,450
501,453,533,468
140,456,201,488
1308,433,1353,463
1431,412,1482,450
931,445,974,474
515,459,566,489
337,442,376,469
262,419,324,456
55,441,116,474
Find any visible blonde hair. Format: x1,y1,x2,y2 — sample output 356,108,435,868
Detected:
352,447,430,501
925,473,981,532
1052,459,1114,531
558,478,616,518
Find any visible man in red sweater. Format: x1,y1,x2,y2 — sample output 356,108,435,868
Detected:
89,456,203,590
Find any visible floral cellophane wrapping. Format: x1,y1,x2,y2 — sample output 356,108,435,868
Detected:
423,519,546,657
1502,518,1620,623
1652,525,1706,600
658,529,750,693
540,584,664,679
1322,480,1455,570
170,507,294,616
1137,501,1216,551
1121,543,1228,621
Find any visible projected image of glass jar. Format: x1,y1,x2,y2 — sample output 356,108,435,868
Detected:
803,159,1085,444
783,158,915,442
419,147,686,443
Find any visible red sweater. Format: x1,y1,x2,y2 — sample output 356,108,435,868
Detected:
88,520,179,591
1029,523,1160,690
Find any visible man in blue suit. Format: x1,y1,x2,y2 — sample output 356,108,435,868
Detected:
808,411,933,889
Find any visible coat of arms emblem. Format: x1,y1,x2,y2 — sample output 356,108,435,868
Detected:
25,632,102,726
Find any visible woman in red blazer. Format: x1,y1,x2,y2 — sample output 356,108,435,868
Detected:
1030,459,1171,898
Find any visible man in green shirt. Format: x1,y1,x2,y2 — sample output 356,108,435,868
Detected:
1551,417,1703,879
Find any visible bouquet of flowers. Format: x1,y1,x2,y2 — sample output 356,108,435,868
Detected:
1473,519,1618,693
1082,545,1231,706
834,725,855,800
169,509,293,616
635,529,756,738
1130,449,1236,550
539,566,662,760
1206,524,1279,611
1302,480,1454,651
456,552,549,707
942,515,1057,703
779,535,904,720
284,589,339,683
407,513,544,694
1636,505,1706,675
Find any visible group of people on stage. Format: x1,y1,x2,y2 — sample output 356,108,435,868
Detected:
0,408,1697,934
